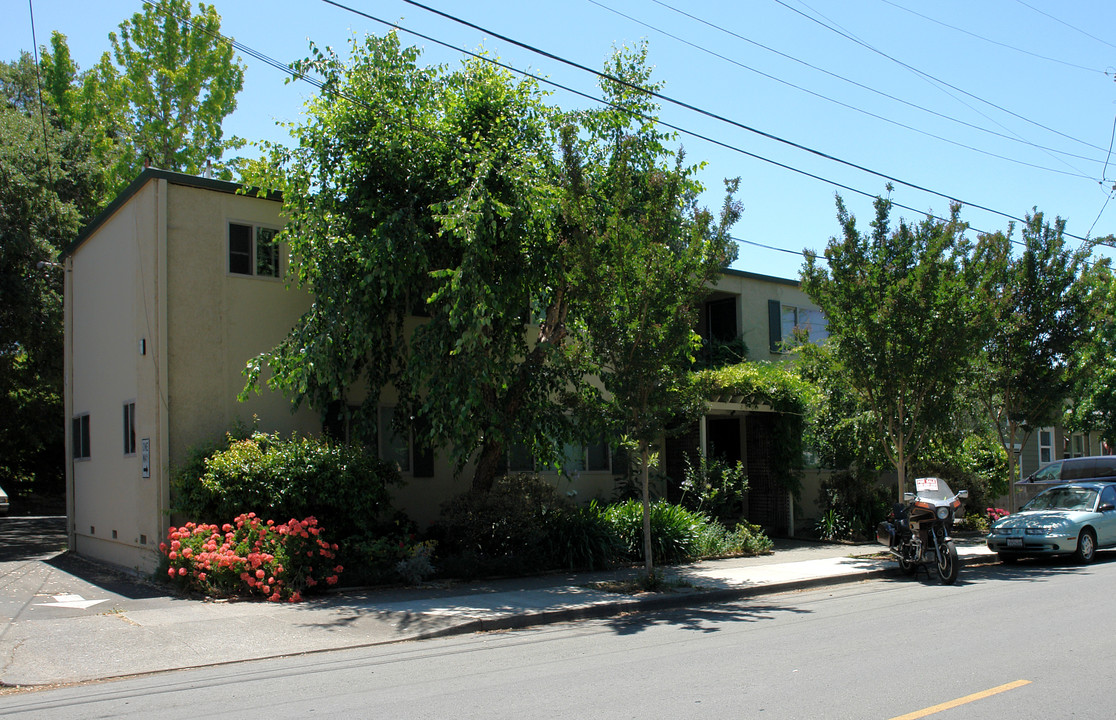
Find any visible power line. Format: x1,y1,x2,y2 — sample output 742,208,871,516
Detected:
150,0,1107,262
773,0,1107,159
1014,0,1116,53
376,0,1095,241
589,0,1094,181
649,0,1105,168
879,0,1103,74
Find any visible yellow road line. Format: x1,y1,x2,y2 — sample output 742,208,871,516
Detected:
889,680,1032,720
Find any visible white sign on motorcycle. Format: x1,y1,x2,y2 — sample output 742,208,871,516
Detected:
915,477,939,492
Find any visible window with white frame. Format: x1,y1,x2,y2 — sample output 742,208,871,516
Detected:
1068,433,1086,458
768,300,828,351
1038,427,1055,465
123,402,136,455
228,222,280,278
72,413,91,460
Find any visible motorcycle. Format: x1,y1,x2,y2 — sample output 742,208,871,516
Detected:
876,476,968,585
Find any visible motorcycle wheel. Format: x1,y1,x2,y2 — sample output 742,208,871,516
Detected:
897,551,917,575
936,540,959,585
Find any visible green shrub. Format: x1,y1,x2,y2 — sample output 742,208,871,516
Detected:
814,470,890,541
545,501,623,571
432,474,573,578
679,453,749,526
603,500,705,564
171,431,401,545
693,519,774,558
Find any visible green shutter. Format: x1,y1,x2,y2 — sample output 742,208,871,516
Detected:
768,299,782,353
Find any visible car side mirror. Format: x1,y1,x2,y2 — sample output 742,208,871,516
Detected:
1100,503,1115,512
957,490,969,499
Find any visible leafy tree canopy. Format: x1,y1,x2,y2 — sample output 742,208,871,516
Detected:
976,210,1100,507
802,188,999,500
561,46,741,573
243,32,582,491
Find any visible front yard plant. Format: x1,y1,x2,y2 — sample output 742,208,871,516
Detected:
161,513,342,602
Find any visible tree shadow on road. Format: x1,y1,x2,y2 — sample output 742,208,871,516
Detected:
603,598,812,636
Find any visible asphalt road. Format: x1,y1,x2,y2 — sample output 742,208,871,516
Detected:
4,553,1115,719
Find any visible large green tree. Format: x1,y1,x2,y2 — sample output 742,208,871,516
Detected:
243,33,585,492
0,1,247,503
0,55,102,498
110,0,245,176
976,211,1098,510
802,190,999,501
563,47,741,575
1064,256,1116,449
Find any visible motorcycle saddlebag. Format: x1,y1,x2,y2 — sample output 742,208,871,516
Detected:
875,521,895,547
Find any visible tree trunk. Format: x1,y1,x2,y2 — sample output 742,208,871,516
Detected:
471,437,506,494
896,439,907,503
641,439,654,579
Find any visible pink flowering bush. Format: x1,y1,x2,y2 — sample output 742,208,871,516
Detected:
161,513,343,602
986,507,1010,523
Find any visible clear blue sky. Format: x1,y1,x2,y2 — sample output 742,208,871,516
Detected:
7,0,1116,280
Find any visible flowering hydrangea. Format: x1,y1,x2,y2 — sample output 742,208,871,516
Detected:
160,513,341,602
986,507,1010,523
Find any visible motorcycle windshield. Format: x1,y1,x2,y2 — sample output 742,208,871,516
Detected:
913,477,954,501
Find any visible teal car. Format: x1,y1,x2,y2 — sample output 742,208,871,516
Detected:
987,482,1116,564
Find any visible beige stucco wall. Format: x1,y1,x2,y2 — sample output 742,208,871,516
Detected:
706,269,819,363
67,180,162,571
163,184,320,472
67,174,827,572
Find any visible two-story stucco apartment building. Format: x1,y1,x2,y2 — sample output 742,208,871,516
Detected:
62,169,830,573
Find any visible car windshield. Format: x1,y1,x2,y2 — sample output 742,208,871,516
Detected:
1023,487,1098,512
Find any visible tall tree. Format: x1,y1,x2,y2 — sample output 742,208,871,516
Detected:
1065,261,1116,447
110,0,245,176
0,55,101,498
563,47,740,576
242,33,584,492
977,212,1097,510
802,189,998,501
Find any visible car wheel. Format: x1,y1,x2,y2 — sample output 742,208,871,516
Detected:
1074,529,1097,564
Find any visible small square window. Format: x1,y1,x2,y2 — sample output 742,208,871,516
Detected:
229,222,280,278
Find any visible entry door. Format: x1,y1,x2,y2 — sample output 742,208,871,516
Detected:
706,417,742,462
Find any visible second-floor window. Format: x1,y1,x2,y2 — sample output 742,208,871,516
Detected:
768,300,828,352
228,222,279,278
1038,427,1054,465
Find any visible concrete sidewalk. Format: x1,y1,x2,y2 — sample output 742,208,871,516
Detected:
0,526,996,689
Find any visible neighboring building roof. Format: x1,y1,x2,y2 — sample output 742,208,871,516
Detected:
59,168,282,260
721,266,802,288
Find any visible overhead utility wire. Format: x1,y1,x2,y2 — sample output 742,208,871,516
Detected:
880,0,1102,74
773,0,1107,157
781,0,1093,188
1014,0,1116,53
144,2,822,263
590,0,1092,180
321,1,1091,251
381,0,1091,241
153,0,1104,261
650,0,1103,167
